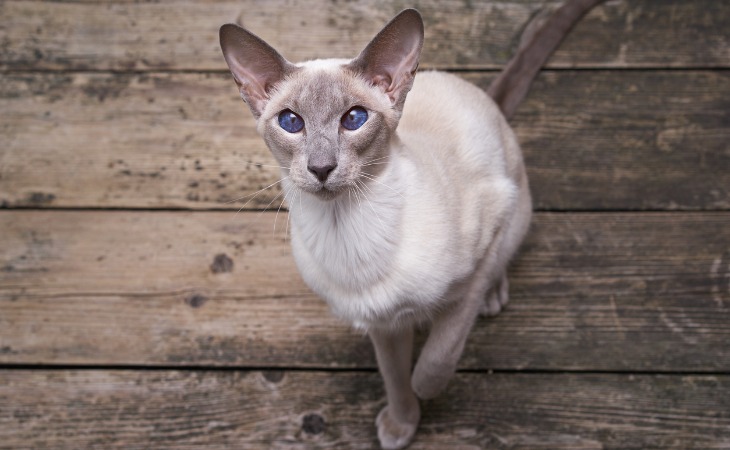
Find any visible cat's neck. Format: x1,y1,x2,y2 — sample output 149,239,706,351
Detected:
286,149,410,291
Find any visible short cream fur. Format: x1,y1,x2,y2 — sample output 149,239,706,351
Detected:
221,9,531,449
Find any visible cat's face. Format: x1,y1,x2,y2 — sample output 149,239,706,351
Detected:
220,10,424,200
256,62,398,199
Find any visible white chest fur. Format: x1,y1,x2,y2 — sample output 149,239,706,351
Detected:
287,147,515,330
287,156,437,328
286,72,521,330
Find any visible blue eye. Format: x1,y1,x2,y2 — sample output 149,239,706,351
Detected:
341,107,368,131
278,109,304,133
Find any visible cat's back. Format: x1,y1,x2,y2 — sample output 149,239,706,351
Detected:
398,70,523,185
405,71,500,116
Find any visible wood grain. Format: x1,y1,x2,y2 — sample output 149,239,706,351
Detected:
1,0,728,71
2,0,727,446
1,210,728,371
1,71,727,211
483,71,730,210
1,370,728,448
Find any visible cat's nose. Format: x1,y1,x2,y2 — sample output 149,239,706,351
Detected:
308,163,337,183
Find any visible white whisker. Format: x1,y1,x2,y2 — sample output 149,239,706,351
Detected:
360,173,405,199
351,181,364,211
274,183,297,237
227,178,285,205
284,189,298,240
273,197,286,236
356,180,386,231
258,188,285,218
246,160,291,170
364,155,390,164
231,178,288,220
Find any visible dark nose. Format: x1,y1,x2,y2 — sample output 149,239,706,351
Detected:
308,163,336,183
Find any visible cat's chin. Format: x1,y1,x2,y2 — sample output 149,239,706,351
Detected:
309,186,344,201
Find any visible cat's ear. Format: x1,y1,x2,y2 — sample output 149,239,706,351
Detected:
348,9,424,111
219,24,297,118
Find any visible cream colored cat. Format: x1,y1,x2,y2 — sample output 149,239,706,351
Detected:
220,3,601,447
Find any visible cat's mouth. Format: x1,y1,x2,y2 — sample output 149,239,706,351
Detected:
312,185,344,201
293,169,353,201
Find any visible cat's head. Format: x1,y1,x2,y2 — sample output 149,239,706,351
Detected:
219,9,424,200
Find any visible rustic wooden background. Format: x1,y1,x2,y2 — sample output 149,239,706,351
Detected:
1,0,729,448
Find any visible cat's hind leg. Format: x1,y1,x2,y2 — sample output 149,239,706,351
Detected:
369,326,420,450
480,181,530,318
480,273,509,317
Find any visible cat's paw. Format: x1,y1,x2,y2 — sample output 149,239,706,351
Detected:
480,274,509,317
375,405,420,450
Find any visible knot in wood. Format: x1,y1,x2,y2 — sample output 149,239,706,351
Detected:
301,413,326,435
210,253,234,274
184,293,208,308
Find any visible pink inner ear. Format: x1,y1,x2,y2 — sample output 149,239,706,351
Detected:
229,59,270,102
220,24,295,117
372,74,392,91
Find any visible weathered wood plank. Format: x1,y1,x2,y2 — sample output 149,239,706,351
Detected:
484,70,730,210
1,370,728,448
1,211,728,371
1,0,727,72
1,71,727,211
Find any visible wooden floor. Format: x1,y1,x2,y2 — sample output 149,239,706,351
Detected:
1,1,729,448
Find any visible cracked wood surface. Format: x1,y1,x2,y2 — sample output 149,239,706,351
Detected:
1,370,729,449
2,211,728,371
1,0,727,71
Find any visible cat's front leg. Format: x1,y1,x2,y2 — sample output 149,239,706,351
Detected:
369,325,420,450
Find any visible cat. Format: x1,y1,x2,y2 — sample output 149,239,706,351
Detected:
219,2,603,448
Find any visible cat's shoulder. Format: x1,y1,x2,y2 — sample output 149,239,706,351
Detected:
403,70,504,132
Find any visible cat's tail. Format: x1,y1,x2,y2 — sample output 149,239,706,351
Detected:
487,0,606,120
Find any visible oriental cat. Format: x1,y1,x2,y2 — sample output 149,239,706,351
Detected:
219,2,603,448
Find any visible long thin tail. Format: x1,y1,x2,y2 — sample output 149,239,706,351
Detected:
487,0,606,120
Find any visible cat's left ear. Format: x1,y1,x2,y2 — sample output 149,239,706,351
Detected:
219,24,297,118
348,9,424,111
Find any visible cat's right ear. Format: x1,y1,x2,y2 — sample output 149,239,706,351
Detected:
219,24,296,118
